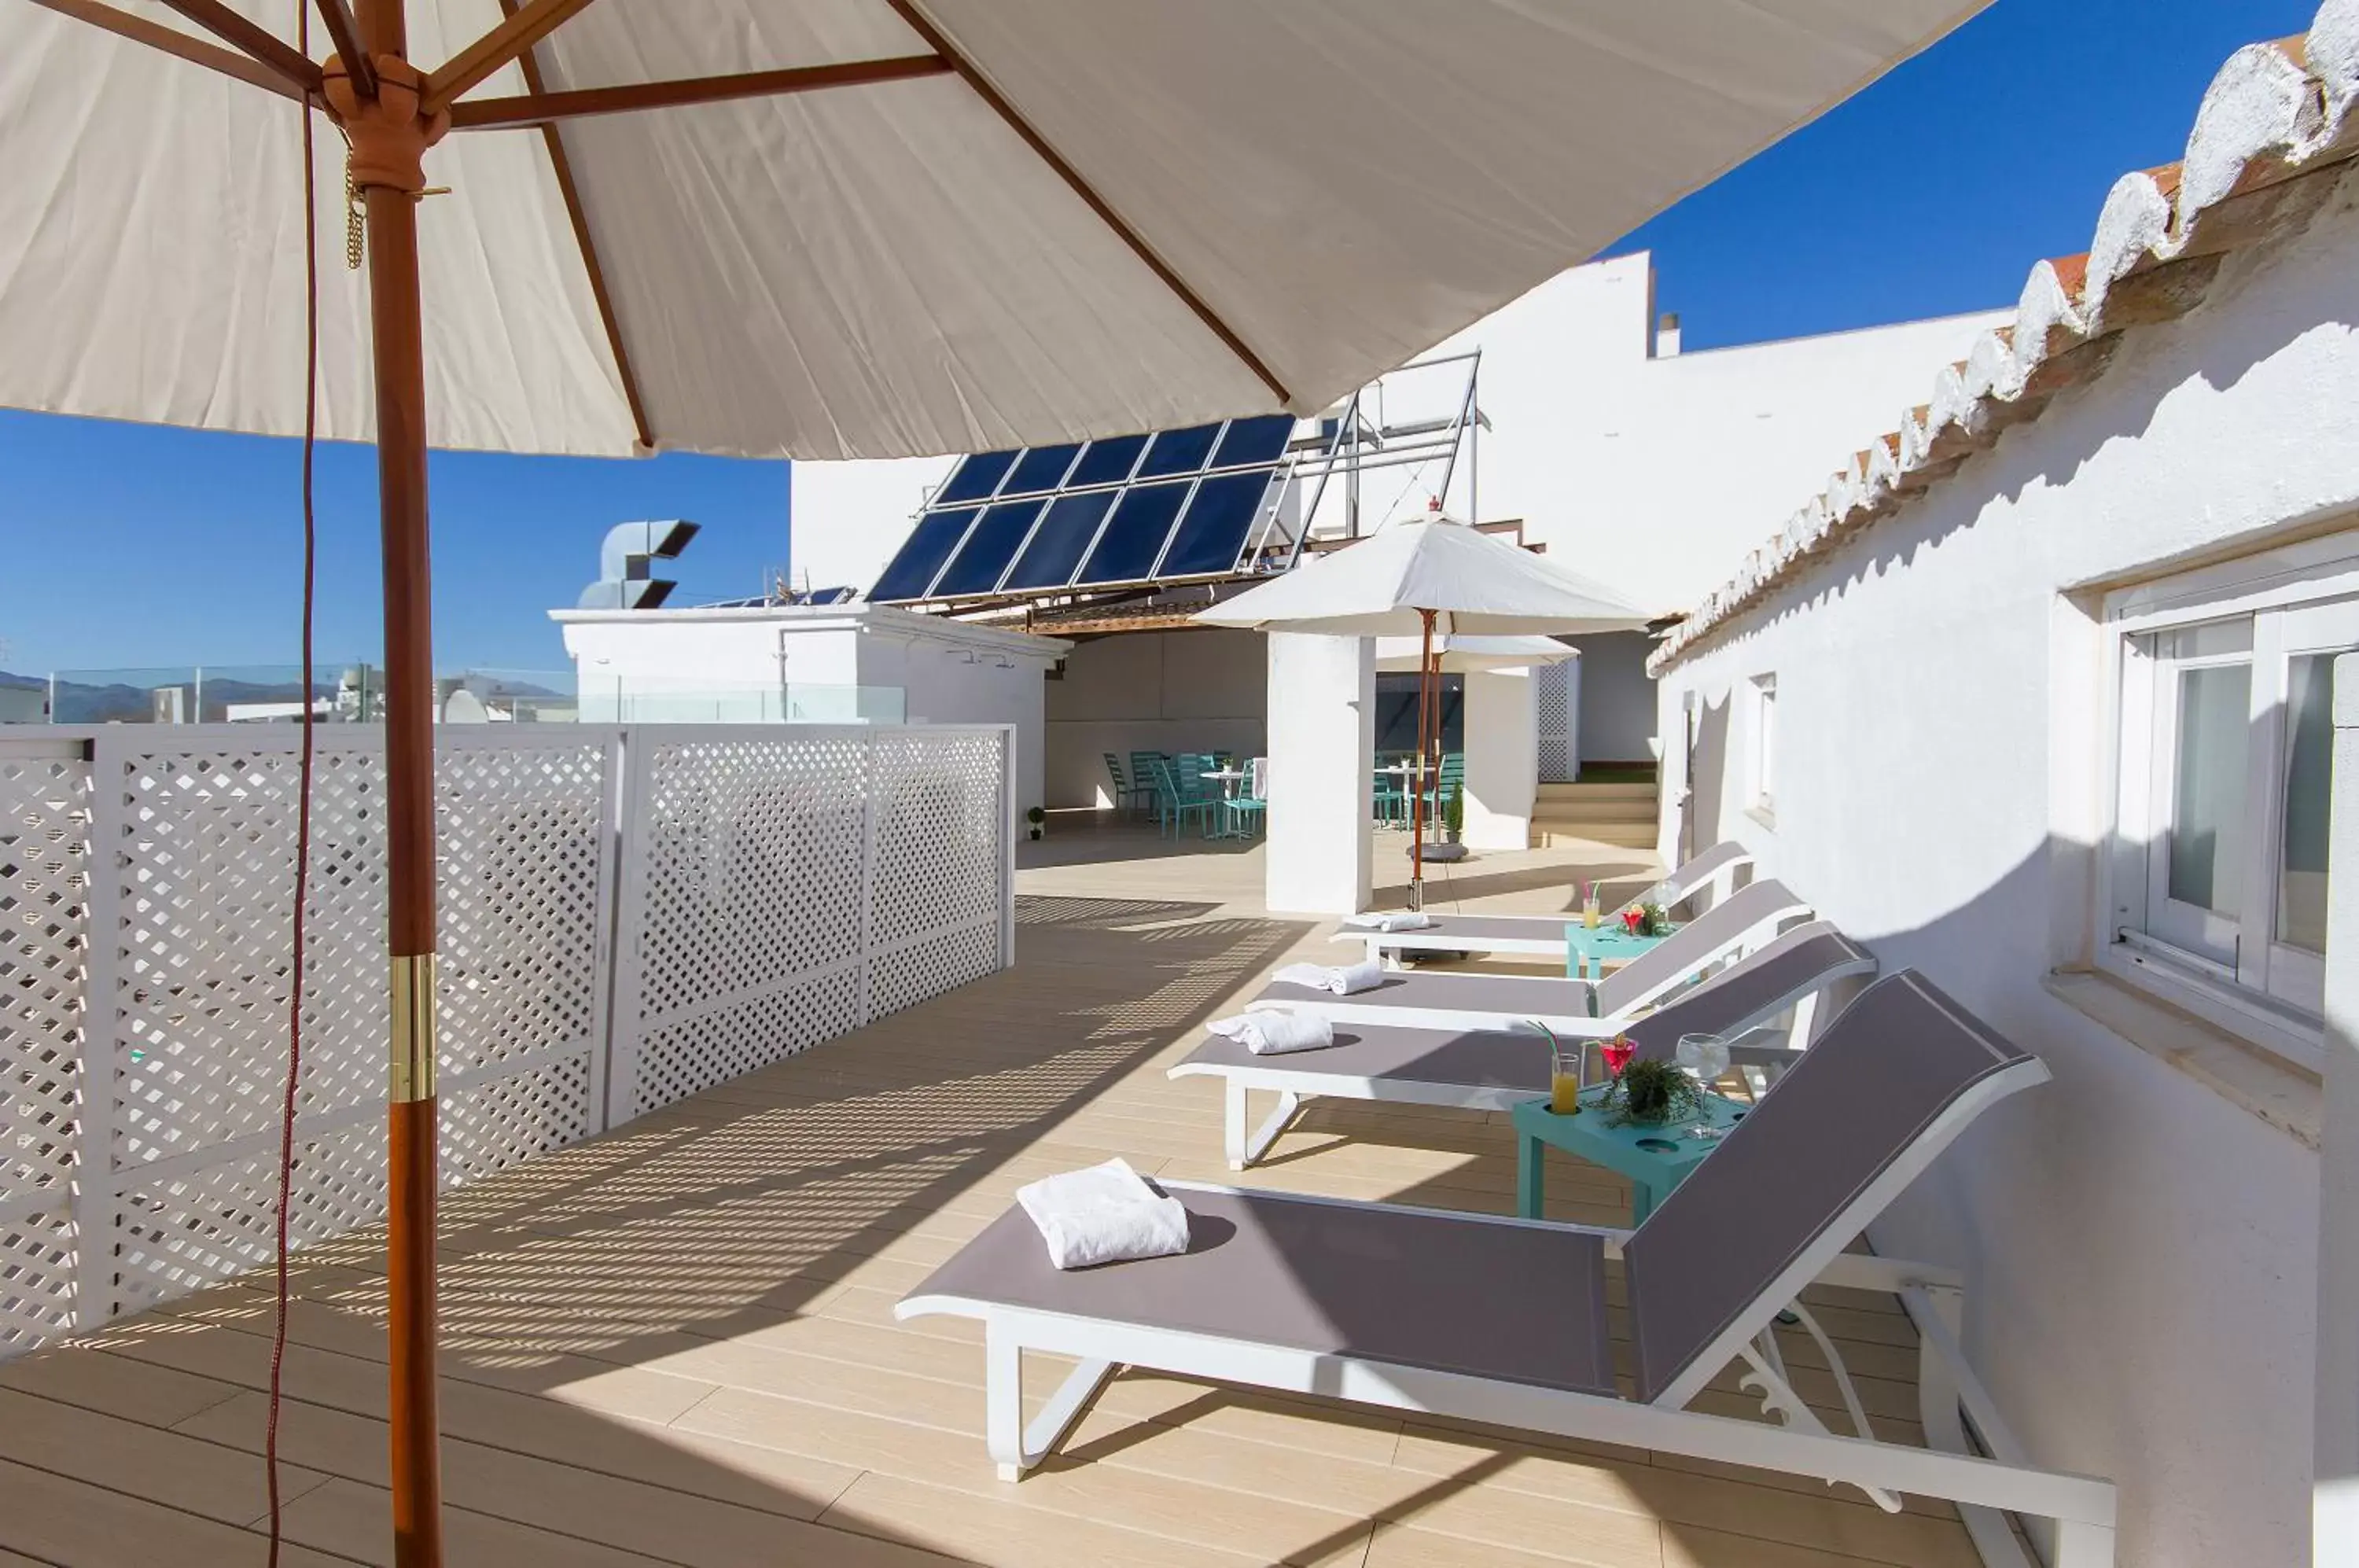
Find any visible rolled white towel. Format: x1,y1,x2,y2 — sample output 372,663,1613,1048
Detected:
1344,911,1435,933
1015,1158,1191,1272
1274,959,1386,995
1209,1010,1334,1055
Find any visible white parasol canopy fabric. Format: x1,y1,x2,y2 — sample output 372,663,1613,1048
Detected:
1195,514,1654,639
1,0,1990,461
1373,635,1575,674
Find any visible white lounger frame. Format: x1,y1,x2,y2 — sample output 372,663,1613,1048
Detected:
898,1067,2117,1568
1178,942,1875,1168
1270,891,1813,1037
1341,848,1756,966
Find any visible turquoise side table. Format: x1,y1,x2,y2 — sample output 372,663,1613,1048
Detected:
1511,1084,1750,1224
1562,922,1680,981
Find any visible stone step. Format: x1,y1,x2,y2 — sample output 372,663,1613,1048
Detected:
1530,819,1658,850
1533,802,1658,825
1536,780,1657,801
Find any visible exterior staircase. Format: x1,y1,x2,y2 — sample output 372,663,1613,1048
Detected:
1530,778,1658,850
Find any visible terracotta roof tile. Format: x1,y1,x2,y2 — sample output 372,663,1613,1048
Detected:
1652,6,2359,675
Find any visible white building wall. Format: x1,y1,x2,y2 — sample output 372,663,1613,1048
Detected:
1265,633,1372,915
1559,630,1657,768
1422,253,2010,616
788,456,955,597
1654,196,2359,1568
1044,629,1266,810
553,605,1063,812
1461,666,1536,851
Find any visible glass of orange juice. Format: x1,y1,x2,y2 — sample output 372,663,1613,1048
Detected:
1549,1041,1584,1114
1581,891,1602,930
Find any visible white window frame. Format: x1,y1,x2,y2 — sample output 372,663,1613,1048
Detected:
1746,673,1777,825
2096,528,2359,1072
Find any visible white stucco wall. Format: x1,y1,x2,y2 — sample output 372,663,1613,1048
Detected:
1654,187,2359,1568
1422,253,2010,617
1043,628,1267,810
1265,633,1372,915
553,604,1065,812
788,456,956,597
1559,631,1658,768
1461,666,1536,850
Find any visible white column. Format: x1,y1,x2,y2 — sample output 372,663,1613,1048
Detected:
1264,632,1372,915
1463,666,1537,852
2317,652,2359,1560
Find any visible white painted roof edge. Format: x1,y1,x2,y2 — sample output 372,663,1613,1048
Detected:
1651,1,2359,676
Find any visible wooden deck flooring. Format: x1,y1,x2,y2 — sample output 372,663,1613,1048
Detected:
0,832,1980,1568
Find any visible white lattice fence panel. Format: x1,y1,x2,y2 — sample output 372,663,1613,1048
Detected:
632,969,863,1113
80,728,613,1320
615,731,870,1118
1536,661,1574,782
870,921,1003,1018
867,731,1006,947
2,745,93,1349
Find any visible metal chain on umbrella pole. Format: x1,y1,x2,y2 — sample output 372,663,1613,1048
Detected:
322,7,450,1561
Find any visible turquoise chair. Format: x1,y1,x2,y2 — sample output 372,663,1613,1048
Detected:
1104,752,1154,817
1175,754,1225,834
1225,757,1269,837
1150,757,1217,838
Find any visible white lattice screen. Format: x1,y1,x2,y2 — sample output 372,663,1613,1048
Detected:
1536,661,1575,782
0,722,1011,1357
609,727,1011,1119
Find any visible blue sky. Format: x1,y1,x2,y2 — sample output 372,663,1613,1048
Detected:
0,0,2317,675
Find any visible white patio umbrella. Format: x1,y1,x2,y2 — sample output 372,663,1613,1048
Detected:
1373,634,1577,673
0,3,1986,1558
1198,513,1651,900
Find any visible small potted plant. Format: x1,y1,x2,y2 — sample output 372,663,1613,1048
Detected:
1025,806,1045,841
1639,900,1672,937
1426,785,1470,861
1601,1055,1706,1128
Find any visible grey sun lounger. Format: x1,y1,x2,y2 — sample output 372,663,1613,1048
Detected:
1257,877,1811,1034
1340,839,1756,966
900,973,2118,1568
1174,920,1875,1167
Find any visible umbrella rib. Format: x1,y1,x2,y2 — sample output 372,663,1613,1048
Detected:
446,56,953,130
30,0,309,100
492,0,653,452
149,0,323,93
421,0,601,117
310,0,374,97
879,0,1293,410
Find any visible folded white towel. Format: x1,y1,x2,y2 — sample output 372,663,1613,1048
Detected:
1209,1010,1335,1055
1274,959,1386,995
1015,1158,1191,1272
1344,911,1435,933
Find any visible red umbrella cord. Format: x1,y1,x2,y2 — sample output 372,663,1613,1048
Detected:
266,5,323,1558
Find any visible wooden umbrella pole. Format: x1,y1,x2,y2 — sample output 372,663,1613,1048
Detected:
327,9,448,1562
1410,608,1436,904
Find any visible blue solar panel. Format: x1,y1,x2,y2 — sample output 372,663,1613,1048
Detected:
932,499,1044,597
869,507,979,601
1001,444,1083,497
1157,472,1272,578
1068,434,1147,488
1004,491,1115,591
937,451,1018,505
1079,482,1191,584
1210,415,1293,469
1136,424,1221,478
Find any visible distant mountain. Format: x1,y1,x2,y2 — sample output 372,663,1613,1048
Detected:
0,668,42,691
